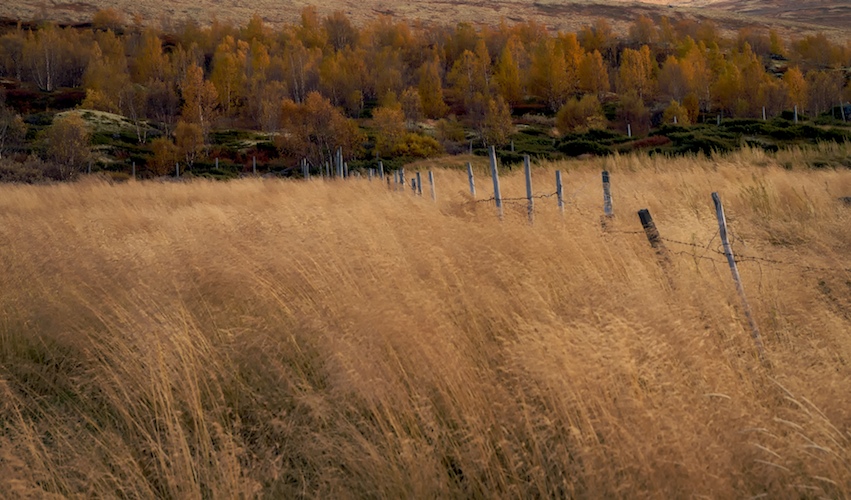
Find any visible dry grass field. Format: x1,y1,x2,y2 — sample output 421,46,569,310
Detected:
1,0,849,38
1,145,851,497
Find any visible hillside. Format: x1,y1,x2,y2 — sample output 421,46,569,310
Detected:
1,0,849,38
1,146,851,497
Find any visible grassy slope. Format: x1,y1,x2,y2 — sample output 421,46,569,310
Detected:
0,0,848,38
1,145,851,497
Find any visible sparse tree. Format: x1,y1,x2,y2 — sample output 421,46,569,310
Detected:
44,114,91,179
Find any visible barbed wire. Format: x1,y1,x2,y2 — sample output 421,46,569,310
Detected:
604,229,849,274
475,192,559,204
658,235,850,274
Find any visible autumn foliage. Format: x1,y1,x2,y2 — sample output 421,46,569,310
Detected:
0,8,848,172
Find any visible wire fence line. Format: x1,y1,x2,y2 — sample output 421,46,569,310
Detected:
383,162,848,276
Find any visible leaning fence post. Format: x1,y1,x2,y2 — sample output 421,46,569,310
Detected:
467,162,476,198
638,209,669,259
428,171,436,201
489,145,503,219
524,155,534,224
555,170,564,215
712,192,766,362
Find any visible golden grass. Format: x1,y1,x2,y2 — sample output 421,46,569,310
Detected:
1,145,851,498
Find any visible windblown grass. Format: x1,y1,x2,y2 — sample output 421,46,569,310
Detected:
1,145,850,498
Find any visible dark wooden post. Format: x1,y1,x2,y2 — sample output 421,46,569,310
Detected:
638,209,669,260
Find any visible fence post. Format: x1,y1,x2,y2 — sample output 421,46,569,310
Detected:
467,162,476,198
673,115,678,125
416,172,423,196
399,167,405,190
344,162,349,178
627,123,632,137
489,145,503,219
368,168,374,181
794,105,799,123
524,155,534,224
556,170,564,215
131,161,135,180
175,162,179,178
428,171,436,201
393,170,399,190
717,114,721,126
511,140,515,152
638,209,669,258
253,156,257,175
712,192,766,362
762,106,766,121
379,161,385,180
215,157,219,169
411,177,417,193
602,170,613,218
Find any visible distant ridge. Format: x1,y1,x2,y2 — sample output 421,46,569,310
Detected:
0,0,848,39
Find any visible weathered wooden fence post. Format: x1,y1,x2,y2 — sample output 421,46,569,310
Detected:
411,177,417,193
638,209,669,259
379,161,385,180
602,170,613,217
717,114,721,126
215,157,219,169
416,171,423,196
712,192,766,362
489,145,503,219
393,170,399,190
399,167,405,190
131,161,135,180
794,105,799,123
344,162,349,178
467,162,476,197
627,123,632,137
175,162,179,178
556,170,564,215
524,155,534,224
428,171,435,201
368,168,374,181
762,106,766,121
253,156,257,175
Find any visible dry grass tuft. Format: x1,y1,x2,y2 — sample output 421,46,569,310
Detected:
1,145,850,497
